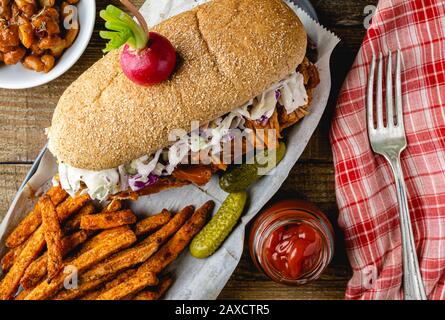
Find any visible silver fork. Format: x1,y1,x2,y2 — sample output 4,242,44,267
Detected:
366,50,427,300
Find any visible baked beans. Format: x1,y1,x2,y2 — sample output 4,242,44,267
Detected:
0,0,80,72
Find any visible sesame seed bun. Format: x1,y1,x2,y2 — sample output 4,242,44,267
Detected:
47,0,307,170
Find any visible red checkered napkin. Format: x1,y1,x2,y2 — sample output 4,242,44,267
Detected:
330,0,445,300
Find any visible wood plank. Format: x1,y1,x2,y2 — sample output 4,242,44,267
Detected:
219,257,350,300
0,165,29,216
298,0,378,162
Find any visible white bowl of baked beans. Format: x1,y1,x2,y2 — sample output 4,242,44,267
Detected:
0,0,95,89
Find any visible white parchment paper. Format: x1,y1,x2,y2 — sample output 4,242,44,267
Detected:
0,0,339,300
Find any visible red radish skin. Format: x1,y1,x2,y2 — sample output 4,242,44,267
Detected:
120,32,177,86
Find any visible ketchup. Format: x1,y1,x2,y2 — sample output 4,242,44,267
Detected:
249,199,334,285
265,223,323,279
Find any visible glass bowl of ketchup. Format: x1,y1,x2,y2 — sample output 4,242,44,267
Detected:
249,199,334,285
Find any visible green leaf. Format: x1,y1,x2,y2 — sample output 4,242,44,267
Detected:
99,5,148,52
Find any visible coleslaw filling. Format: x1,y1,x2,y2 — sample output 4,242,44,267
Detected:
58,71,308,201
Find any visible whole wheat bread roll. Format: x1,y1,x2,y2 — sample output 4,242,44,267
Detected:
47,0,307,170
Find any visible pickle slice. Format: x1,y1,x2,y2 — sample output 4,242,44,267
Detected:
190,192,247,259
219,142,286,193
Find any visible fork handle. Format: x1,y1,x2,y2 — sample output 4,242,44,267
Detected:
389,156,427,300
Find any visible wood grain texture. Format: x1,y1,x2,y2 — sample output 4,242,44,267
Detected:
0,165,30,215
219,260,350,300
0,0,378,300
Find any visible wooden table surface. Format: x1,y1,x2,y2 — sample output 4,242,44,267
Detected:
0,0,377,300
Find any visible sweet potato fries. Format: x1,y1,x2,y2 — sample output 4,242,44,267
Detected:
0,182,213,300
40,196,64,280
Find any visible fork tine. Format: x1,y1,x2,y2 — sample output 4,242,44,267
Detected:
395,49,404,128
376,53,384,128
386,52,394,127
367,54,376,131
